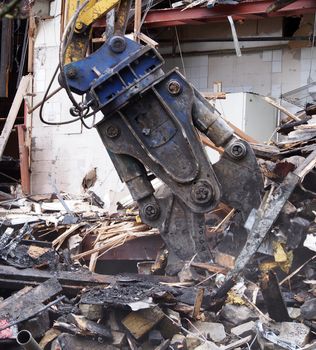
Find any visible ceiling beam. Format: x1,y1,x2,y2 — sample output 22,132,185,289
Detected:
143,0,316,28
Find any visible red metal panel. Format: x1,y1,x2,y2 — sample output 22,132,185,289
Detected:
143,0,316,28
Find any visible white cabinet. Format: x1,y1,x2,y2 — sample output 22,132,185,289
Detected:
214,92,277,143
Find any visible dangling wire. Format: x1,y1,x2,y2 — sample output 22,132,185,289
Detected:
139,0,153,29
174,26,186,77
168,0,186,77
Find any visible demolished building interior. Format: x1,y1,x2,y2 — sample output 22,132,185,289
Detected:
1,0,316,349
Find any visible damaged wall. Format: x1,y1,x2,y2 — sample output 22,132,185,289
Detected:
164,47,313,102
31,0,128,210
163,15,315,102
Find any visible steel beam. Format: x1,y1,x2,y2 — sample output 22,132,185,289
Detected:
143,0,316,28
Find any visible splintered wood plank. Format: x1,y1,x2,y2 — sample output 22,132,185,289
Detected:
122,306,164,339
0,278,62,322
192,287,204,319
16,125,31,194
0,75,32,158
264,96,300,121
133,0,142,41
0,265,175,294
0,286,32,310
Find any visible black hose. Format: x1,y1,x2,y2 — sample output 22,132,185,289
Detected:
39,65,83,126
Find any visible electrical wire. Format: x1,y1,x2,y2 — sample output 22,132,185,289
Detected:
174,24,186,77
139,0,153,30
166,0,186,76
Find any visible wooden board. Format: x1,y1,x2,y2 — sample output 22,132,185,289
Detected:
0,75,32,158
0,278,62,322
0,265,176,294
17,124,31,194
122,306,164,339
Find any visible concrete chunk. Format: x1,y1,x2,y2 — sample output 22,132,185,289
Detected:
112,331,125,348
194,341,220,350
287,307,301,320
278,322,310,347
186,334,201,350
231,321,256,338
170,334,187,350
301,298,316,320
190,321,226,343
79,304,103,321
148,329,163,346
220,305,256,326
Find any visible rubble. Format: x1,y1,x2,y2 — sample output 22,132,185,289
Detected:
189,321,226,343
0,112,315,349
219,304,257,327
230,321,256,338
301,298,316,320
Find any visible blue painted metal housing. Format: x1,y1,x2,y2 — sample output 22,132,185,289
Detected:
64,37,164,114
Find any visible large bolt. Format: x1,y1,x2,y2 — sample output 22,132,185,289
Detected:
109,36,126,53
75,21,84,32
105,124,120,138
167,80,181,95
143,203,160,221
228,141,247,160
66,66,77,80
191,181,213,205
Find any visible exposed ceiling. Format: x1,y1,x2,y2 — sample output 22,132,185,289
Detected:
143,0,316,28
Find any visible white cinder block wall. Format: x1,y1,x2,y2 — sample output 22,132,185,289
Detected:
164,47,316,102
31,5,315,207
31,0,127,210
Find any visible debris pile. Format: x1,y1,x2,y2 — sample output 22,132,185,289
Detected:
0,114,316,349
0,192,158,271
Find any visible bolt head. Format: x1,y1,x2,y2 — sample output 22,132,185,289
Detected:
75,21,84,31
109,36,126,53
105,124,120,138
66,66,77,79
228,141,247,160
143,203,160,221
167,80,181,95
191,181,213,205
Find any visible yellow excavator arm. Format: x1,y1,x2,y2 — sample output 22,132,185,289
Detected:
64,0,123,64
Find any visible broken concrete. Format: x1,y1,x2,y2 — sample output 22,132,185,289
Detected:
278,321,310,347
220,305,257,326
189,321,226,343
301,298,316,320
230,320,256,338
